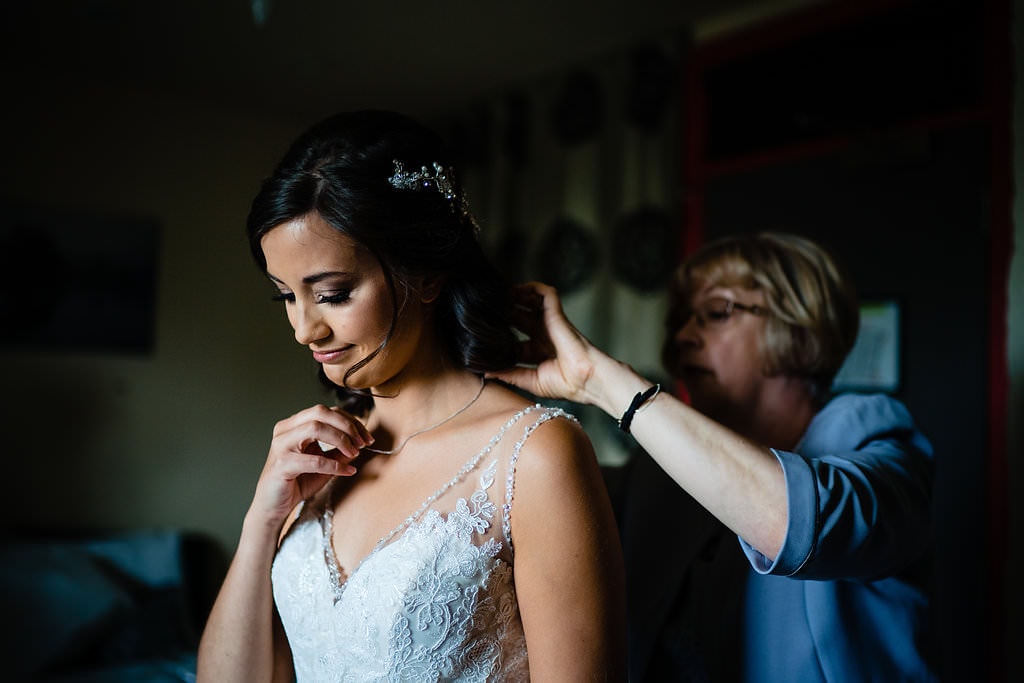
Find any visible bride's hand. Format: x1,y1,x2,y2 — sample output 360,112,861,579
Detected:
247,404,373,530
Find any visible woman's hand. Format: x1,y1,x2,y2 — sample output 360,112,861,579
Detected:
489,282,602,405
248,404,372,530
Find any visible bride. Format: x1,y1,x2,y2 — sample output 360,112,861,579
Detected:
197,110,626,682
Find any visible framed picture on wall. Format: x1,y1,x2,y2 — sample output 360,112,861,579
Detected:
0,204,160,354
832,299,902,393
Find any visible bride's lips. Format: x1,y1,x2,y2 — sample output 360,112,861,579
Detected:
312,346,352,363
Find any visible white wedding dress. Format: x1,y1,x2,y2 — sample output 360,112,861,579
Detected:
271,405,572,682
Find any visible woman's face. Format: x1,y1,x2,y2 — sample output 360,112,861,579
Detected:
260,213,426,390
666,284,771,429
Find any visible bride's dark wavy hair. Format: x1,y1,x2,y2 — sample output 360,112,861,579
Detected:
247,110,516,415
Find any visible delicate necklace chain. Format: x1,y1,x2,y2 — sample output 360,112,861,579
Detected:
362,376,486,455
322,404,544,602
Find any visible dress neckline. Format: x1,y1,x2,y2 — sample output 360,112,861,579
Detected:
320,404,542,602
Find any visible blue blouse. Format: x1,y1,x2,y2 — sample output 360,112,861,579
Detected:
740,393,937,682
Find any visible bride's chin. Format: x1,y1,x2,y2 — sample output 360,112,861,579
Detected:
323,366,355,388
324,365,385,392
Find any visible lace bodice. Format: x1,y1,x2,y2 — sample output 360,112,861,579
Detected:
271,405,572,682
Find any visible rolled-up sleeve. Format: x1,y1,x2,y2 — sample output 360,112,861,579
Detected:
738,394,934,581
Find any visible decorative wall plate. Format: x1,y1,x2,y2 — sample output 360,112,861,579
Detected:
612,206,678,293
536,217,600,294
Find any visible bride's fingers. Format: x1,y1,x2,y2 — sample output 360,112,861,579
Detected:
326,406,373,445
290,450,357,477
295,426,361,460
264,439,357,482
273,405,373,457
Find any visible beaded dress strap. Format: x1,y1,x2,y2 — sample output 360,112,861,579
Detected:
501,406,578,556
321,404,545,601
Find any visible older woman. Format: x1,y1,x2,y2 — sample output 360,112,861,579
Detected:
494,232,936,682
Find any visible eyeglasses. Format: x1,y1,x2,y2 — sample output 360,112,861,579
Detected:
673,296,767,329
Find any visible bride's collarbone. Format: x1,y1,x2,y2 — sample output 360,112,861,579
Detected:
333,420,505,519
347,437,473,502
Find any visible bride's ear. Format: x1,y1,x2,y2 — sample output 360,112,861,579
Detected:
418,276,445,304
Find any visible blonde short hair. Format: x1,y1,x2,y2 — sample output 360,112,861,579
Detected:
662,232,860,405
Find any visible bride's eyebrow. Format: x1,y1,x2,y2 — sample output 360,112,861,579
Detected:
265,271,353,285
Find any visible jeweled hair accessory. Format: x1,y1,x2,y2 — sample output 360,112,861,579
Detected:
388,159,479,233
388,160,455,199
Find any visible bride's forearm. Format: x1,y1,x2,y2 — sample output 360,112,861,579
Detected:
197,517,286,683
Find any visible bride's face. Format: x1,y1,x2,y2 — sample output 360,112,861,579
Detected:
260,213,426,390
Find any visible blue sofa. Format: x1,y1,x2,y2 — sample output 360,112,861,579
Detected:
1,529,226,682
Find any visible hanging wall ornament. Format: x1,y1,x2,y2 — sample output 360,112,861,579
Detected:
550,70,605,147
536,217,600,295
612,206,679,293
626,45,676,133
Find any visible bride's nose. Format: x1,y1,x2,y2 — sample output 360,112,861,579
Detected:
292,304,331,345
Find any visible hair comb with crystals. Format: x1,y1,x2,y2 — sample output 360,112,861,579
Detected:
387,159,478,232
388,160,456,199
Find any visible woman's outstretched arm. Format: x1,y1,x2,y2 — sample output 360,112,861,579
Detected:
491,282,788,560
